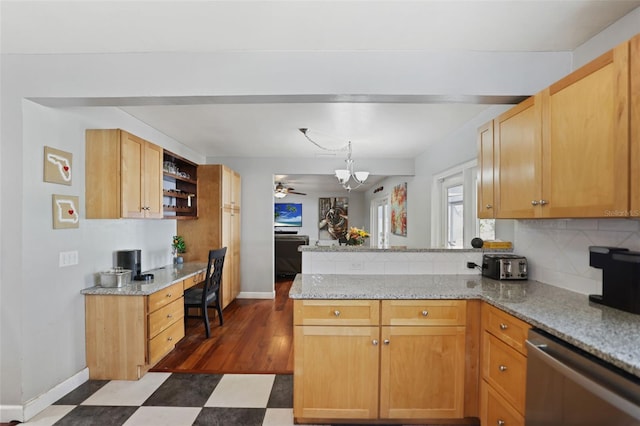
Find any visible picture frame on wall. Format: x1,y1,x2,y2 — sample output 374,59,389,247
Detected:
44,146,73,185
391,182,407,236
318,197,348,241
52,194,80,229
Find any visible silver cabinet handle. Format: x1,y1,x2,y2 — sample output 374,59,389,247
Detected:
499,365,508,372
167,314,173,318
531,200,539,206
539,199,548,206
383,339,390,345
497,420,505,426
421,310,429,317
499,323,508,330
167,293,172,298
372,339,379,346
333,310,340,317
168,336,173,341
486,204,493,209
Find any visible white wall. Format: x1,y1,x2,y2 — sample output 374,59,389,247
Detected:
3,102,201,418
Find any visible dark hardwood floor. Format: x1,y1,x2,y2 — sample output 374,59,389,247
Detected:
151,276,294,375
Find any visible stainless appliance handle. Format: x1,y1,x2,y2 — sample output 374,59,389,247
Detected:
525,339,640,420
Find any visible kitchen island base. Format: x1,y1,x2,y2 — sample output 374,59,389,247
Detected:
293,299,480,424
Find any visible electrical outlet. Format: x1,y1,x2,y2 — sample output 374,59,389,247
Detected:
350,261,364,270
59,250,79,267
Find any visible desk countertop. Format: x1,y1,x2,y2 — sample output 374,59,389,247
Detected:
290,273,640,379
81,262,208,296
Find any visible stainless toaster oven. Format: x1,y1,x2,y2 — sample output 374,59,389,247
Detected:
482,254,528,280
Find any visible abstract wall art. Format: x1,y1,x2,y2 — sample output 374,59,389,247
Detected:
391,182,407,236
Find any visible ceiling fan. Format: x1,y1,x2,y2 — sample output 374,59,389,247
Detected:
274,182,307,198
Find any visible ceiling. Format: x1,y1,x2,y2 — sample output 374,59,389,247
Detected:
3,1,639,193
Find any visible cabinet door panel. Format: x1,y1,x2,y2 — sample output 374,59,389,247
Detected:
121,131,145,218
629,34,640,213
543,43,629,217
495,95,543,218
294,326,379,420
478,121,495,218
144,142,163,218
379,326,465,419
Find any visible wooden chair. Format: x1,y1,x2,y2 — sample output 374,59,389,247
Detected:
184,247,226,338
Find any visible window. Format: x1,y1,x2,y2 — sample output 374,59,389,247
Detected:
431,160,495,248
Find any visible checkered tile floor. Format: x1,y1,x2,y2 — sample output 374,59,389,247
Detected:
22,373,294,426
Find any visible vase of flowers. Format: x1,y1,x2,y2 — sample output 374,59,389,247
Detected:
172,235,186,263
345,227,370,246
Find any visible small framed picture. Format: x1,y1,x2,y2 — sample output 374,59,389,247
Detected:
52,195,79,229
44,146,73,185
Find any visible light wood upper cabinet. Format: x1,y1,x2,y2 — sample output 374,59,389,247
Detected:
86,129,163,219
493,36,633,219
494,95,543,218
630,34,640,214
541,41,629,217
477,120,495,219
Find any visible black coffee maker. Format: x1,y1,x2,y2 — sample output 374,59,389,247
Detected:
589,246,640,314
116,249,142,278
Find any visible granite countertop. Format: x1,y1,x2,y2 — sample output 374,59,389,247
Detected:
290,273,640,379
81,262,208,296
300,246,512,253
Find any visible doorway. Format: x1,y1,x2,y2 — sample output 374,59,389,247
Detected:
371,196,390,249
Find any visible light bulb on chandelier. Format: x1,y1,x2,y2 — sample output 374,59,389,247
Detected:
299,129,370,191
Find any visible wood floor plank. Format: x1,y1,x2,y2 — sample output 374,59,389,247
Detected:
151,277,294,374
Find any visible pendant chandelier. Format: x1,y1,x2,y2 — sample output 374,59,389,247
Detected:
299,128,370,191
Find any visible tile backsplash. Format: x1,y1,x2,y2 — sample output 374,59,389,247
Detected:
514,219,640,295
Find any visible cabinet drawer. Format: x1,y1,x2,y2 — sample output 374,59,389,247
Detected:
148,319,184,365
482,332,527,414
148,297,184,339
381,300,466,326
148,281,184,313
481,380,524,426
183,272,205,290
294,300,380,325
483,304,530,355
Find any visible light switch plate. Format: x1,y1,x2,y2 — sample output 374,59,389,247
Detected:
59,250,79,267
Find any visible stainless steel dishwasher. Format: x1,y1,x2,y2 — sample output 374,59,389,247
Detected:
525,329,640,426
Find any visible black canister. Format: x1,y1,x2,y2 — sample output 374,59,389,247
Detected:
116,249,142,277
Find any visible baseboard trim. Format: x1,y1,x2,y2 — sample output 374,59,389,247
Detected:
237,291,275,299
1,368,89,422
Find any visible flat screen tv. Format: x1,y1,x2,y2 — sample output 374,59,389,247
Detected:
274,203,302,227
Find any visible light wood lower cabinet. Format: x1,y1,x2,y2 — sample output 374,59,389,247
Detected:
293,299,468,423
480,304,531,426
85,281,185,380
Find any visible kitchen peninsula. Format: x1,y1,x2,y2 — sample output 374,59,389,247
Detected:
290,272,640,424
81,262,207,380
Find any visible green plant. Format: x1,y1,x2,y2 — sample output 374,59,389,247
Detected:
172,235,186,254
